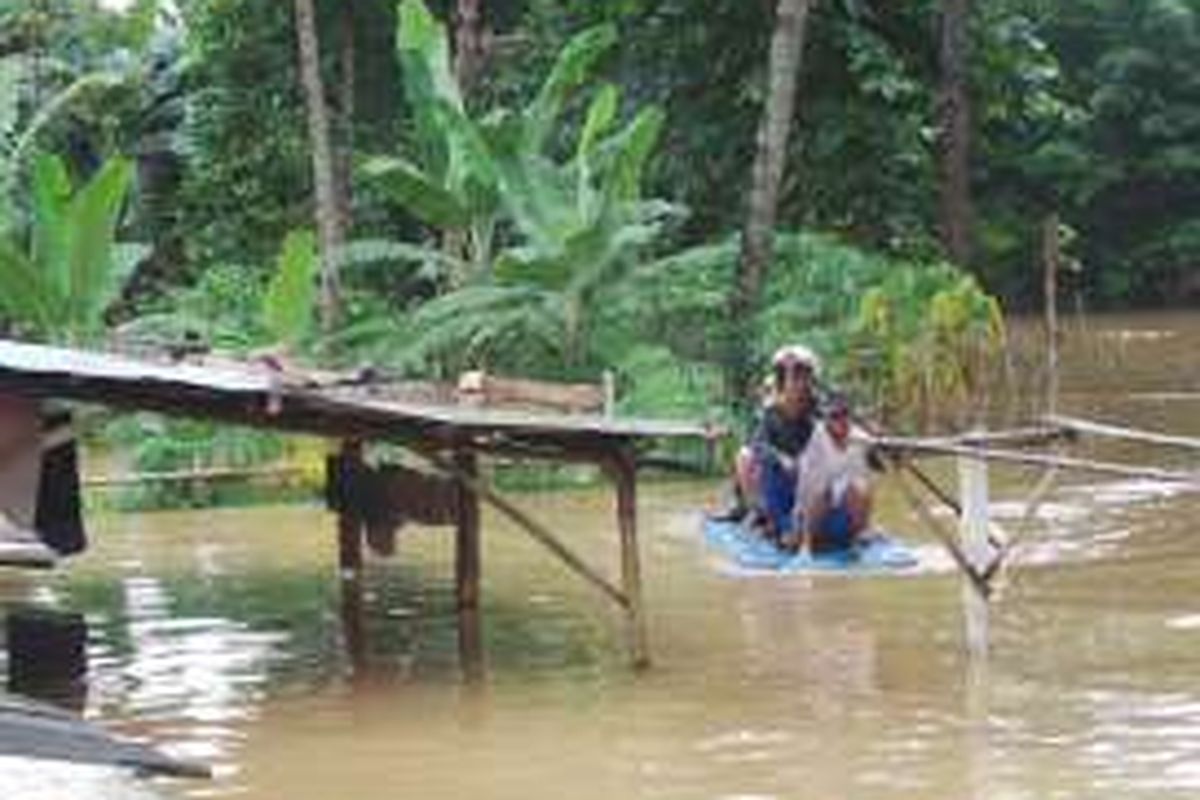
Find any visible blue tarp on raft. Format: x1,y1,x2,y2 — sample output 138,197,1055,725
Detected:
703,516,919,573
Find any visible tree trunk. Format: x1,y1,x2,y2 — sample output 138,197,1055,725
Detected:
937,0,973,265
729,0,815,403
454,0,486,95
335,0,356,237
293,0,343,333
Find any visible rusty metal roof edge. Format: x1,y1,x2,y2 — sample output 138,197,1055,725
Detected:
0,339,710,441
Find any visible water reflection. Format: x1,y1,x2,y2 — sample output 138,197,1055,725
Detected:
6,607,88,712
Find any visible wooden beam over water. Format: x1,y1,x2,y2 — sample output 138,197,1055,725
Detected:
873,435,1198,484
1046,414,1200,452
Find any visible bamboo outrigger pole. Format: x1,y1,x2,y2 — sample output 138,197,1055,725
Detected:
870,435,1198,485
1046,415,1200,452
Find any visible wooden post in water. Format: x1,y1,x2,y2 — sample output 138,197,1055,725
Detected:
611,447,649,669
1042,213,1061,416
336,439,363,578
454,448,481,611
958,442,992,656
453,448,483,680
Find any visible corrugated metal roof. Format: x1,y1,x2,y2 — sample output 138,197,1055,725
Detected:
0,339,709,445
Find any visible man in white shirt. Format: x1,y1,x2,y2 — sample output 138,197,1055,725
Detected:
785,393,873,555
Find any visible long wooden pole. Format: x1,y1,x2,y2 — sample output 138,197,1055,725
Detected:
891,461,990,598
873,436,1197,484
980,465,1059,583
1047,414,1200,452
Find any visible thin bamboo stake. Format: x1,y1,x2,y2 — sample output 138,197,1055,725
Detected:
905,462,1012,549
1046,414,1200,452
1043,213,1061,416
981,465,1060,583
891,460,991,598
422,452,630,611
873,436,1197,484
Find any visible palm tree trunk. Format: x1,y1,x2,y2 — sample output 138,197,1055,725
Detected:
335,0,356,236
729,0,815,403
454,0,486,94
293,0,344,332
937,0,973,265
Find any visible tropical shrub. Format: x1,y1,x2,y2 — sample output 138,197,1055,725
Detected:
607,231,1007,430
0,152,144,344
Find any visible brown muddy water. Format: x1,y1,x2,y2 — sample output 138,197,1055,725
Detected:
1,311,1198,799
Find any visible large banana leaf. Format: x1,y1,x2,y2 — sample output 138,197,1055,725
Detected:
334,237,459,279
263,229,317,348
64,156,135,337
31,154,72,298
361,156,471,229
0,57,19,148
396,0,462,179
576,85,620,217
601,107,666,204
525,24,618,151
0,240,56,336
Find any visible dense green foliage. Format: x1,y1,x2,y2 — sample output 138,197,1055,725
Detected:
501,0,1200,306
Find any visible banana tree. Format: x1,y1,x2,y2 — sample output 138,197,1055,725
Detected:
0,55,125,230
0,153,145,345
405,82,680,373
361,0,617,289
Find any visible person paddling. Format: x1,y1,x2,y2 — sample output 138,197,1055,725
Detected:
732,345,821,542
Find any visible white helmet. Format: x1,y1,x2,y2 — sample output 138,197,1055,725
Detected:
770,344,821,377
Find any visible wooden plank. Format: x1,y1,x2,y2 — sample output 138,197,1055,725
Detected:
457,371,605,414
1047,414,1200,452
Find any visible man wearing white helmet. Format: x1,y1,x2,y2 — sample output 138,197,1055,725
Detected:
731,344,821,541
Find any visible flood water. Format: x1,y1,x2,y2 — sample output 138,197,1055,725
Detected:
2,311,1198,799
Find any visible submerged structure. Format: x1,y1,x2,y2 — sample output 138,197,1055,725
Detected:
0,337,710,672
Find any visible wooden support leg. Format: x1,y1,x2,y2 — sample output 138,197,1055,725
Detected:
958,449,992,657
454,449,481,612
612,448,650,670
457,606,485,684
337,440,363,579
340,571,366,676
